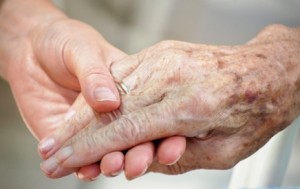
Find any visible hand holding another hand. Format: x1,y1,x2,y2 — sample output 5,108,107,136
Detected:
39,25,300,180
0,0,126,180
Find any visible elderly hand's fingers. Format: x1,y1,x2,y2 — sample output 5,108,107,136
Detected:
100,151,125,177
40,100,179,177
40,160,78,179
38,94,95,159
157,136,186,165
124,142,155,180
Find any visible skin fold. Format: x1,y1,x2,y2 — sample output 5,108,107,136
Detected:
39,25,300,178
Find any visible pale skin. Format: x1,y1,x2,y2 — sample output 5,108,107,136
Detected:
0,0,183,181
38,25,300,179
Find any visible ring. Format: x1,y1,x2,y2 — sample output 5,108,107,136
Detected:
116,81,130,95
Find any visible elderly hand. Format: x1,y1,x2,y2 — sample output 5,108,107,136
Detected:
40,25,300,179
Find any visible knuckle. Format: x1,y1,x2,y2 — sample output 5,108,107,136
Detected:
71,131,98,155
156,40,176,48
174,88,216,122
262,24,289,34
113,115,140,146
257,24,293,42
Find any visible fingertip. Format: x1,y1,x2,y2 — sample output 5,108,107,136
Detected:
82,79,121,112
76,163,101,181
124,142,154,180
38,137,56,159
157,136,186,165
100,152,124,177
40,161,77,179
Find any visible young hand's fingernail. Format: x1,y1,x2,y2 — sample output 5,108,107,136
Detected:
41,157,58,174
111,169,123,177
90,177,98,181
77,172,89,182
94,87,117,102
64,109,76,121
56,145,73,162
127,165,148,181
39,138,55,154
76,172,98,182
165,155,182,166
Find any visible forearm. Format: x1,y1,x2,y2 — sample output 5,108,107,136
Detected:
0,0,66,80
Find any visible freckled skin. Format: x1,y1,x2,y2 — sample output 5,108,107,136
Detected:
46,25,300,177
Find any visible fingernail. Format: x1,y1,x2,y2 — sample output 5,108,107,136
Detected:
139,165,148,176
110,168,123,177
64,109,76,121
94,87,117,102
77,172,97,182
127,165,148,181
56,145,73,162
39,138,55,154
90,177,98,181
165,155,181,166
41,157,58,174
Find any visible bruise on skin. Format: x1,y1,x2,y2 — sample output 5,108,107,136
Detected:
244,89,258,103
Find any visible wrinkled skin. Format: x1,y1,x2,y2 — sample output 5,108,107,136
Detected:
40,25,300,178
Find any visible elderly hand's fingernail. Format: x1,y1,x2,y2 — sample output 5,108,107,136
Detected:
56,145,73,162
41,157,58,174
39,138,55,154
94,87,117,102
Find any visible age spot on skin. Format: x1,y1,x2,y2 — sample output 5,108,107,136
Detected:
217,60,226,69
243,142,250,148
233,73,242,83
256,54,267,59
